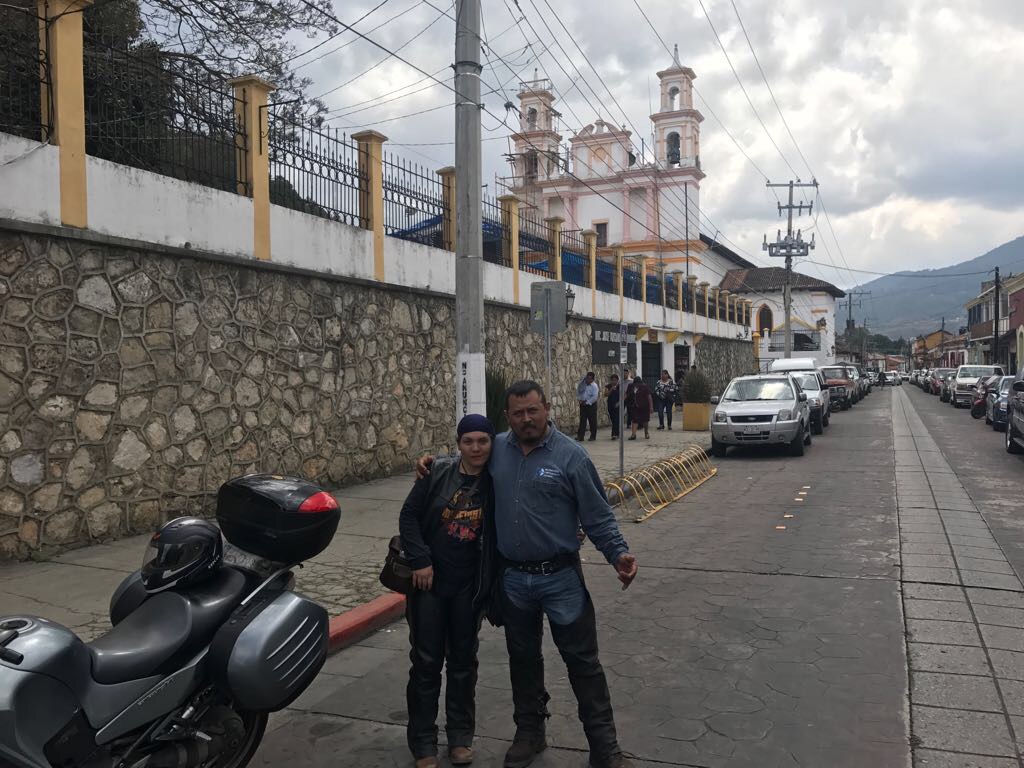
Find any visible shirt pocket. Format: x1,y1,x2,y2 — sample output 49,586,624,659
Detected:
532,474,566,497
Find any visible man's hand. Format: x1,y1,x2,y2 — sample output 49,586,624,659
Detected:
412,565,433,591
414,454,435,480
614,553,638,590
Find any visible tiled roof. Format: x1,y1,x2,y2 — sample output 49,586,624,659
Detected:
719,267,845,298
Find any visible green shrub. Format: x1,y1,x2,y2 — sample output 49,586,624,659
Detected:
485,367,510,434
682,368,711,403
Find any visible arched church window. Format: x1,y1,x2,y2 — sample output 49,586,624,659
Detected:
668,86,680,111
758,305,773,336
526,107,538,130
666,132,681,166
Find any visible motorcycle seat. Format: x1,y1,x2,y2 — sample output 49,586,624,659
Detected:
88,567,248,685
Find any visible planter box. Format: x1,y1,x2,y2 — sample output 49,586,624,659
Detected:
682,402,711,431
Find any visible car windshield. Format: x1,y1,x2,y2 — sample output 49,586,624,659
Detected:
793,374,820,391
722,379,794,402
1000,378,1013,394
934,369,953,377
959,366,995,378
820,367,847,379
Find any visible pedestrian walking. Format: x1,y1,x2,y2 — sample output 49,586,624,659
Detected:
626,377,653,440
416,381,638,768
654,370,677,431
575,372,599,442
399,415,498,768
604,374,621,440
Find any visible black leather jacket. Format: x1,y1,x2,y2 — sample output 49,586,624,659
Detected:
398,457,497,611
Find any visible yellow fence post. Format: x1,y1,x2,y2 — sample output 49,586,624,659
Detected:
353,130,387,281
498,195,521,303
614,245,625,321
688,274,698,337
229,75,276,261
583,230,597,314
437,166,456,252
38,0,92,228
700,282,710,333
545,216,564,281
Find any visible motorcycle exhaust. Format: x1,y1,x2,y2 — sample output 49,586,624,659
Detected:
146,708,245,768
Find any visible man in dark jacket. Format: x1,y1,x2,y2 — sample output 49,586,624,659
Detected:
418,383,638,768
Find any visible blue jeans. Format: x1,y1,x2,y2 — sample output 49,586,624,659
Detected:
503,566,585,625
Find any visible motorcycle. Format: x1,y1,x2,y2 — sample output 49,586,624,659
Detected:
971,379,994,419
0,474,340,768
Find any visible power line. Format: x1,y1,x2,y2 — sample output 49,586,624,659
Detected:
275,0,391,69
693,0,798,179
293,0,425,72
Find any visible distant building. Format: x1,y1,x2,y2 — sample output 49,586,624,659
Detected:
965,278,1011,367
1003,273,1024,374
719,267,845,366
912,329,956,368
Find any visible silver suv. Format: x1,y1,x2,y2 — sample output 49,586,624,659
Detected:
710,374,812,458
951,364,1004,408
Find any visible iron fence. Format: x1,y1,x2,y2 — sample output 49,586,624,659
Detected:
0,7,49,142
518,211,555,279
483,196,509,266
83,30,246,193
622,255,643,301
267,110,366,227
383,152,445,246
665,272,679,310
695,287,708,318
645,263,663,306
561,229,589,288
595,250,616,293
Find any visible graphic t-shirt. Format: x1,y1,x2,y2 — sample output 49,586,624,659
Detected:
430,472,487,596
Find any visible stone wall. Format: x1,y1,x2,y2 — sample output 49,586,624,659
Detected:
695,336,757,396
0,228,621,558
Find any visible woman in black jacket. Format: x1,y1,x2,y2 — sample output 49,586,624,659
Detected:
399,414,497,768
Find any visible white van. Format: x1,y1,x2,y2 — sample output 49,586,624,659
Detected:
768,358,819,374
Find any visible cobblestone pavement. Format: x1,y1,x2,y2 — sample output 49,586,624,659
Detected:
0,425,707,640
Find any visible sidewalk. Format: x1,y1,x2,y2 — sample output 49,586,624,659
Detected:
0,426,708,642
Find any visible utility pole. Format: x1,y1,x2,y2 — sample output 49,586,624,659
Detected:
838,290,870,335
454,0,486,420
939,316,945,366
994,266,1001,369
764,180,818,358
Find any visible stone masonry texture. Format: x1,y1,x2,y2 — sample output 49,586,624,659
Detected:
1,228,720,558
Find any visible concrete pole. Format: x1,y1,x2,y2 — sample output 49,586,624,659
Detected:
454,0,486,421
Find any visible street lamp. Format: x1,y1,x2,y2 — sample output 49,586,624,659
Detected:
565,286,576,315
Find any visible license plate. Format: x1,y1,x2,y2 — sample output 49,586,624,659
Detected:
743,424,762,434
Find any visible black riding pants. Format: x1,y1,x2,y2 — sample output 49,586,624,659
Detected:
406,581,480,759
502,569,620,762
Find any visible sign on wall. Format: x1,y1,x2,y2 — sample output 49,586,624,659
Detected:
592,320,637,365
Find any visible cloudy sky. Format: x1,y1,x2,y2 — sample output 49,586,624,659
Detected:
295,0,1024,289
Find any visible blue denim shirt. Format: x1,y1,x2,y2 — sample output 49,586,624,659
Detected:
488,424,629,565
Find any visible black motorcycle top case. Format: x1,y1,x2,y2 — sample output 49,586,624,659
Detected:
208,590,328,712
216,474,340,563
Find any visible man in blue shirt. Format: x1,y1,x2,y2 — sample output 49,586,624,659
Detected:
575,371,600,441
418,380,638,768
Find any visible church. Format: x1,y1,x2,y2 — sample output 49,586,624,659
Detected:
501,46,841,373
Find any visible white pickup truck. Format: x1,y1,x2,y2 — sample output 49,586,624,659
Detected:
951,364,1004,408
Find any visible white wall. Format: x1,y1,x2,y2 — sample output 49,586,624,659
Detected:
271,204,375,281
88,156,254,258
748,289,837,365
0,134,60,226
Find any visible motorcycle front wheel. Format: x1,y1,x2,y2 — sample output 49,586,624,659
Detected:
971,402,986,420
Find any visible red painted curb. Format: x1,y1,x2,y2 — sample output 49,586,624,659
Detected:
328,592,406,653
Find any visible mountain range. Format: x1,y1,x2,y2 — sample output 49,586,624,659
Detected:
843,235,1024,340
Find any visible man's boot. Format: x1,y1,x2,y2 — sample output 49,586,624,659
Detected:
503,729,547,768
589,753,634,768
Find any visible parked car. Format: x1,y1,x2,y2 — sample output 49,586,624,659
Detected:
988,376,1014,430
846,366,867,399
821,365,856,409
792,371,830,434
900,372,910,383
710,374,812,457
1006,367,1024,454
952,364,1005,408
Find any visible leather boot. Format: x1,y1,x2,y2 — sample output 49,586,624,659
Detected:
589,752,634,768
503,730,547,768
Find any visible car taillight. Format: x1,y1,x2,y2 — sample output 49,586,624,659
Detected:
298,491,339,513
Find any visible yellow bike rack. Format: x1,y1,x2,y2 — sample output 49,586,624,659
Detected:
604,445,718,523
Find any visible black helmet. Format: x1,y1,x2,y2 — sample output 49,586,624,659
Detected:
141,517,223,594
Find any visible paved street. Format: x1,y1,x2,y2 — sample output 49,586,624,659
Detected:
257,385,1024,768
